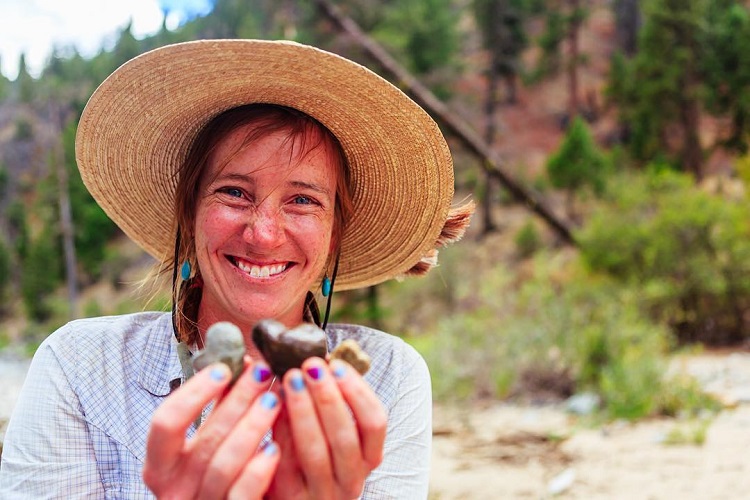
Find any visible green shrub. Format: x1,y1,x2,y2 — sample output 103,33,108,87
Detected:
657,374,722,418
547,117,609,196
578,169,750,345
62,122,118,280
82,299,103,318
663,418,712,446
515,221,541,258
404,244,718,420
21,228,62,322
0,237,11,311
14,119,33,141
600,355,663,420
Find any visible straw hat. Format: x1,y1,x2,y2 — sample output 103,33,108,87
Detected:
76,39,472,291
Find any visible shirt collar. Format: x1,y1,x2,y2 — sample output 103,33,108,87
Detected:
138,313,184,396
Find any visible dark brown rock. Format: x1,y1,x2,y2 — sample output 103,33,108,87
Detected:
252,319,327,377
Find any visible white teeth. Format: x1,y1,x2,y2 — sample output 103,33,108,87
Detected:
235,259,286,278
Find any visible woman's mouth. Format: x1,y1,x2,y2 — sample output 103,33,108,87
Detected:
229,256,289,278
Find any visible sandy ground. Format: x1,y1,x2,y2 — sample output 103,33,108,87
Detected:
429,351,750,499
2,351,750,499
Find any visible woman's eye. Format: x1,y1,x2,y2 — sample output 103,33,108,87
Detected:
220,187,244,198
293,195,313,205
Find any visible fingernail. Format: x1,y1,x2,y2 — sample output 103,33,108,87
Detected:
263,442,278,456
306,366,324,381
332,362,346,379
260,392,278,410
210,366,228,381
253,365,272,383
290,374,305,392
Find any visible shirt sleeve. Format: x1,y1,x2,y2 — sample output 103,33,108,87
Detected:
361,353,432,499
0,337,106,499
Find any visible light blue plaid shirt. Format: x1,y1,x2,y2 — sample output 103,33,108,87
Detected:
0,312,431,499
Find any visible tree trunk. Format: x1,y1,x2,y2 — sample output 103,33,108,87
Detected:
366,285,382,331
482,3,501,235
567,0,581,120
504,74,517,105
614,0,641,57
680,97,703,180
312,0,577,246
51,103,78,319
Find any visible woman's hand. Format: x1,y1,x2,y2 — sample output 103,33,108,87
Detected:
143,359,281,499
267,357,387,500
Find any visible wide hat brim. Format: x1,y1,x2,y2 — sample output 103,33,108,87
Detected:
75,39,454,291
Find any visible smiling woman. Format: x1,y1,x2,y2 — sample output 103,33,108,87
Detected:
0,39,474,499
186,105,346,343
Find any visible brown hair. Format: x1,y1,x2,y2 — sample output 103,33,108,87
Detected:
170,104,353,344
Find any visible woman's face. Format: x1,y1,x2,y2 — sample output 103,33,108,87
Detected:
194,122,338,331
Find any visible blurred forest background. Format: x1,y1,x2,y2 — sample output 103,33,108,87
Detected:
2,0,750,423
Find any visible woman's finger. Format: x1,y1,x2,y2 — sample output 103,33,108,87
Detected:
183,360,274,484
282,366,335,498
302,357,365,498
144,363,232,478
330,359,387,468
197,392,281,499
227,441,281,500
267,409,307,498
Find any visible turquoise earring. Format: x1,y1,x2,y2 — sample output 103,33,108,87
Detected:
322,275,332,297
180,261,191,281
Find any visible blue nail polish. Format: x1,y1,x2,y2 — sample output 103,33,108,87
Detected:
264,442,278,456
210,367,227,381
290,374,305,392
260,392,278,410
333,364,346,379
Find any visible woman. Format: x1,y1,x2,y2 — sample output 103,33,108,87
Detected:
0,40,473,499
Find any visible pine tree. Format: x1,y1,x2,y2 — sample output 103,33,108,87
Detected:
472,0,528,234
623,0,708,178
546,117,607,218
702,1,750,154
17,53,35,103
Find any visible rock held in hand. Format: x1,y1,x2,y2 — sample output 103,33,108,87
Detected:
192,321,245,382
330,339,371,375
252,319,327,377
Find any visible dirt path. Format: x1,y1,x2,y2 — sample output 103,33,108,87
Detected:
429,351,750,499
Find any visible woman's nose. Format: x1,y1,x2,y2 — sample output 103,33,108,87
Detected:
244,207,286,246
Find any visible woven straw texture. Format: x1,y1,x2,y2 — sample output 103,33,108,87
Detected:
75,39,454,290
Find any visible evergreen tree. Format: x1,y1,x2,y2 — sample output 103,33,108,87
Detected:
112,22,143,68
17,53,35,103
613,0,641,56
370,0,459,96
546,116,607,217
702,1,750,154
535,7,566,77
0,236,10,314
21,227,62,322
0,61,9,101
619,0,708,178
472,0,528,234
473,0,527,104
62,121,118,281
530,0,590,119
